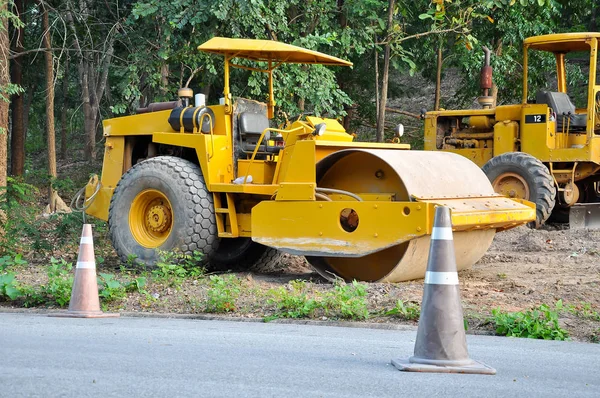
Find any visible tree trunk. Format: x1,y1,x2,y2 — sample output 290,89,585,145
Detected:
0,0,9,190
10,0,25,176
376,0,394,143
434,44,443,111
42,3,57,211
60,54,68,159
1,0,10,237
22,84,34,141
81,58,95,159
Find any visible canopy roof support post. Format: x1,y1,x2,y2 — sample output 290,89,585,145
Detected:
556,53,567,93
268,60,275,119
224,55,232,114
587,38,598,139
522,45,529,104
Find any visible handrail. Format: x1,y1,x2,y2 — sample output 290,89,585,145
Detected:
198,112,215,160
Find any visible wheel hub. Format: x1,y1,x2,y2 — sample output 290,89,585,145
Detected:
492,172,530,200
129,189,174,248
561,182,580,206
147,205,171,233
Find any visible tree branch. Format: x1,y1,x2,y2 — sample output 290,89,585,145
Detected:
385,107,421,119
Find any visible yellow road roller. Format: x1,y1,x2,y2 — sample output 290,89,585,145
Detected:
83,37,535,282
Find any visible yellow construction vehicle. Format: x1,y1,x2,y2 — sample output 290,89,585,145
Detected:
423,32,600,228
83,37,535,282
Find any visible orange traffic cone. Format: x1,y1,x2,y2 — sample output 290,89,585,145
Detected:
50,224,119,318
391,206,494,375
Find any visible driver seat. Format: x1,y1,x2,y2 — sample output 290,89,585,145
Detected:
536,91,587,132
238,112,282,155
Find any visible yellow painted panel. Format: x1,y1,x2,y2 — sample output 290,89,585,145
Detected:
305,116,347,133
495,104,522,122
251,201,432,256
275,140,316,186
237,160,276,184
152,132,234,187
493,121,519,156
103,105,229,137
100,137,125,188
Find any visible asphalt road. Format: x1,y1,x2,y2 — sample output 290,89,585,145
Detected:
0,313,598,397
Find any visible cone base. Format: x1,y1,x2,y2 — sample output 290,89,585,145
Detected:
49,310,120,318
391,357,496,375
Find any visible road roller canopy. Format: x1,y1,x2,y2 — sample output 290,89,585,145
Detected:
198,37,353,66
524,32,600,53
522,32,599,106
198,37,352,118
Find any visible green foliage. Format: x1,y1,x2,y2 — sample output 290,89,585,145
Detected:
491,300,569,340
0,272,22,300
127,277,148,294
567,302,600,322
0,178,39,254
265,280,321,321
205,275,241,313
152,250,205,286
591,329,600,344
325,280,369,320
98,273,127,303
0,254,28,269
42,258,74,307
20,258,74,307
0,254,27,300
385,299,420,320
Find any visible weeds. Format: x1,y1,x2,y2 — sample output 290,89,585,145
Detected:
491,300,569,340
0,272,21,300
265,280,321,321
325,280,369,320
591,329,600,344
42,258,74,307
566,302,600,322
385,300,420,320
205,275,241,313
152,250,205,286
0,254,28,269
98,273,127,303
20,258,74,307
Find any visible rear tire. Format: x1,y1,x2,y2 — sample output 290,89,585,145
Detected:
108,156,218,267
210,238,285,273
482,152,556,228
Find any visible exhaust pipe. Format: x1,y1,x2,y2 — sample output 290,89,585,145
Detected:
477,46,494,109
